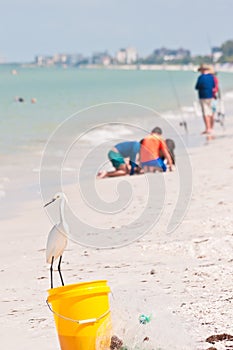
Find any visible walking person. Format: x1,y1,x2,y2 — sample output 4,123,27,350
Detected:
195,64,216,134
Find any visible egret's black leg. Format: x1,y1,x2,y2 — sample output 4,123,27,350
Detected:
58,255,64,286
50,256,54,289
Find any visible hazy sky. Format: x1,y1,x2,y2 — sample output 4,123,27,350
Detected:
1,0,232,62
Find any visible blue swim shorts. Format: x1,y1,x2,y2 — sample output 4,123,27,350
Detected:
141,157,167,172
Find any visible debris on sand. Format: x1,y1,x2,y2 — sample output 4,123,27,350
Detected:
110,335,123,350
206,333,233,344
143,336,149,342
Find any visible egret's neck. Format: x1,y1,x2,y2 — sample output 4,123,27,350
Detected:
59,198,66,224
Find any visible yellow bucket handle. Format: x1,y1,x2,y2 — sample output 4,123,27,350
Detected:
46,299,110,324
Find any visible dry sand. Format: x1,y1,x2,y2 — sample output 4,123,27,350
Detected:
1,117,233,350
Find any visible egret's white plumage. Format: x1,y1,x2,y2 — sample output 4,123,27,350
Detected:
44,192,69,288
46,221,68,264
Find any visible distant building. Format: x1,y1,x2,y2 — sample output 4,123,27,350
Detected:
175,48,191,59
35,55,56,66
116,47,138,64
116,49,127,64
154,47,169,57
211,47,223,62
92,51,112,65
102,55,111,66
125,47,138,64
53,53,68,64
34,53,88,66
154,47,190,61
66,54,85,65
163,54,176,61
35,55,46,66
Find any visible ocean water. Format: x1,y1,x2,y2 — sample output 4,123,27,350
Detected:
1,65,233,154
0,65,233,217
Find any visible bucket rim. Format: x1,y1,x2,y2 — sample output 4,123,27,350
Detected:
47,280,110,301
47,279,108,294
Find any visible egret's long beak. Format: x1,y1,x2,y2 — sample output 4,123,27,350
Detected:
44,198,56,207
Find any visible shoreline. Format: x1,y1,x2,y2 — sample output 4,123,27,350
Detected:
1,95,232,222
2,61,233,73
78,63,233,73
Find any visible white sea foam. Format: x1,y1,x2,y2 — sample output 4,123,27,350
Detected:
193,101,202,117
35,166,76,172
81,125,133,145
224,91,233,100
63,167,76,172
181,106,195,113
0,177,10,199
0,190,6,199
161,110,178,120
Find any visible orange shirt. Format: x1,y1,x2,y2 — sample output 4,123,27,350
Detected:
140,134,167,162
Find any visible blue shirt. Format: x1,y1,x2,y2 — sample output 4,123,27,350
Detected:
195,73,215,99
115,141,140,175
115,141,140,162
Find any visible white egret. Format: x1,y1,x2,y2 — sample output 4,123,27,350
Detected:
44,192,69,289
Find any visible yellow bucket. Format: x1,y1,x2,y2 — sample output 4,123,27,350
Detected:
47,280,112,350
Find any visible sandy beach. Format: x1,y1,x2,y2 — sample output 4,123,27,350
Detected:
1,100,233,350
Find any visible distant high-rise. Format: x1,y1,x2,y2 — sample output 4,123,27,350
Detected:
211,47,223,62
116,47,138,64
154,47,190,61
116,49,127,64
125,47,138,64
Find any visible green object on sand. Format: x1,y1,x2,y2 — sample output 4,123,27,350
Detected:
139,314,152,325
